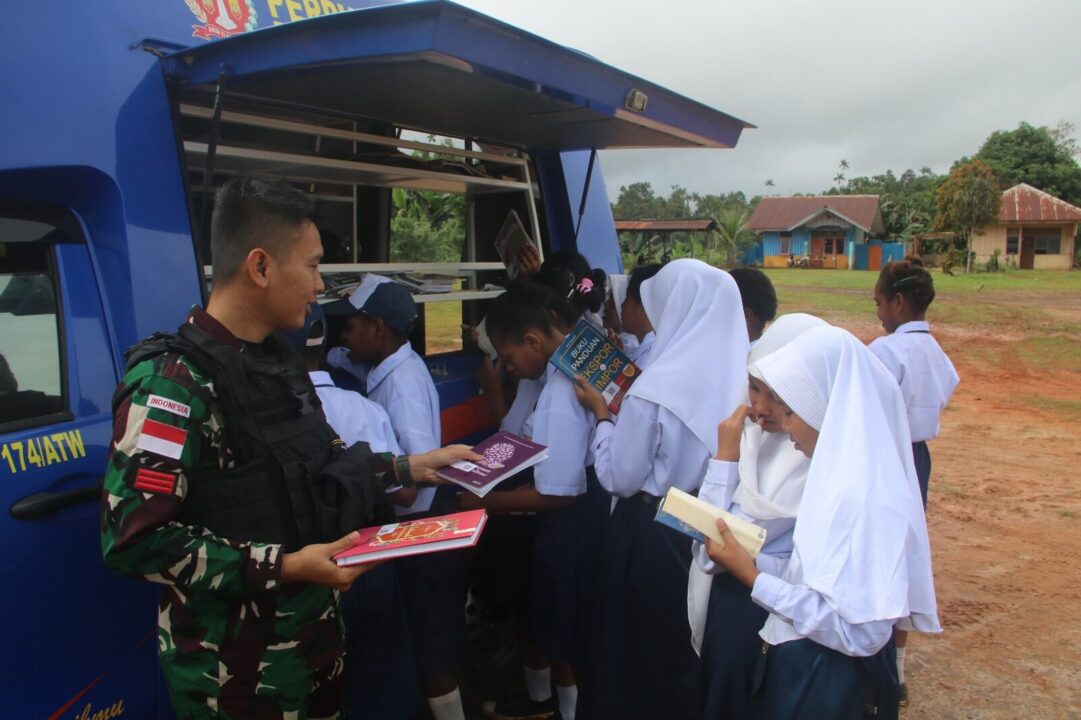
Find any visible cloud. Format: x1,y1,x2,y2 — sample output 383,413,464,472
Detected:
454,0,1081,200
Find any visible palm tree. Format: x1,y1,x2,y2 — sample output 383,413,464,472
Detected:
712,209,757,268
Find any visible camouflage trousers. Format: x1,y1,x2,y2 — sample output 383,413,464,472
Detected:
165,655,344,720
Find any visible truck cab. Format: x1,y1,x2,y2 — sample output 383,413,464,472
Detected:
0,2,748,716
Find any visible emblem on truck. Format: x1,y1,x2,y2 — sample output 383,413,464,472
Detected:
185,0,258,39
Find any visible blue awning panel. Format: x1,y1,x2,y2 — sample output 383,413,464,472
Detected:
162,1,751,152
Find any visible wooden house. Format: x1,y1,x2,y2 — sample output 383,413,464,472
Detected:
971,184,1079,270
746,195,886,269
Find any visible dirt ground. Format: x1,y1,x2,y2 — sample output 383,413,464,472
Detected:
833,290,1081,719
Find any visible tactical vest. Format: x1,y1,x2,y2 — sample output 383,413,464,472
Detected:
125,322,337,552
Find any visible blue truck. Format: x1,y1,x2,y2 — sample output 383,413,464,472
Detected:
0,2,748,716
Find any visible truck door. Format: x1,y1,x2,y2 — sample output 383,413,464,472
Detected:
0,203,160,718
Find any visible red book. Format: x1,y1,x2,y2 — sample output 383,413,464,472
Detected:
333,509,488,567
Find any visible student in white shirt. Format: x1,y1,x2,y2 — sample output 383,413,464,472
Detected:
572,259,749,720
461,281,600,720
688,313,827,720
868,255,959,705
706,325,941,720
284,301,419,720
325,275,464,720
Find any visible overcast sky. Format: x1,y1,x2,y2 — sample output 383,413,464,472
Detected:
454,0,1081,203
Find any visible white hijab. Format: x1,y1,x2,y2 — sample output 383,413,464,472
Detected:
750,326,940,629
629,259,748,454
608,274,629,322
735,314,827,520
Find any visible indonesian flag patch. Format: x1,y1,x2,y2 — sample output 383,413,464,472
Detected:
135,419,188,460
133,467,178,495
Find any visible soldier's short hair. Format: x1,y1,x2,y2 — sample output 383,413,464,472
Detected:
210,177,317,284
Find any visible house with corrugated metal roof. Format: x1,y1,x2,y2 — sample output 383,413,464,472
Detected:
971,184,1079,270
745,195,887,269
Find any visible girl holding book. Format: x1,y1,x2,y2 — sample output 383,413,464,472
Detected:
705,325,940,720
462,280,602,720
572,258,749,720
687,313,827,720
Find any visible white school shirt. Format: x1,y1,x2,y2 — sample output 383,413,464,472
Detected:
630,331,656,369
521,364,592,497
310,371,402,455
311,370,406,495
329,342,442,515
591,395,710,498
692,460,794,578
868,320,959,442
500,376,545,437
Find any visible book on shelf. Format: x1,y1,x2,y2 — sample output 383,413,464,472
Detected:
549,318,639,414
333,509,488,566
436,431,548,497
654,487,767,557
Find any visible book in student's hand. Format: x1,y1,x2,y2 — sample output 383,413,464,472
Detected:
333,509,488,566
655,487,767,558
436,431,548,497
550,318,640,414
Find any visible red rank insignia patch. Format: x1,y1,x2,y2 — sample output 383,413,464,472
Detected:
134,467,178,495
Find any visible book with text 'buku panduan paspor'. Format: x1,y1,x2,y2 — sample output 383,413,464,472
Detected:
333,509,488,566
435,431,548,497
550,318,639,414
655,487,767,557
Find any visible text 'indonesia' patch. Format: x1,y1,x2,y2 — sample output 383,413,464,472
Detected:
136,419,188,460
147,394,191,418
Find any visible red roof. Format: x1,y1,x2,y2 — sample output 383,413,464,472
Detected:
999,184,1081,223
748,195,885,234
614,218,716,232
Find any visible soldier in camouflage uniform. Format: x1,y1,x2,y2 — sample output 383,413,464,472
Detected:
101,177,478,719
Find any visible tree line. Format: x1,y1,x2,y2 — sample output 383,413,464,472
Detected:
612,121,1081,269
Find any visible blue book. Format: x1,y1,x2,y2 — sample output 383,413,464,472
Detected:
550,319,640,414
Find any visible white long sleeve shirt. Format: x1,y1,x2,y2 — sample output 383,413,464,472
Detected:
590,395,710,498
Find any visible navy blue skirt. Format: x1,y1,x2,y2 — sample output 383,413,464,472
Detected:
397,486,468,677
754,638,898,720
700,571,769,719
531,501,582,664
578,494,701,720
912,441,931,507
340,563,420,720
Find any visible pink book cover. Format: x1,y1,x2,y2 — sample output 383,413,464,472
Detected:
436,431,549,497
333,509,488,566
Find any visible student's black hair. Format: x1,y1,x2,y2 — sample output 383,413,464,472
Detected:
485,281,570,346
211,176,317,283
533,250,607,316
878,255,936,312
626,263,664,303
729,267,778,324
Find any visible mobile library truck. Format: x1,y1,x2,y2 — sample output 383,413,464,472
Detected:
0,1,749,715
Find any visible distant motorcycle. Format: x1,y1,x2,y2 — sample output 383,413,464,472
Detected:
787,254,810,269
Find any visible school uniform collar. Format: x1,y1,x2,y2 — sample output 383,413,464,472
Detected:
896,320,931,335
309,370,335,388
366,341,415,394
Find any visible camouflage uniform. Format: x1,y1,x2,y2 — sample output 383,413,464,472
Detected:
101,311,349,720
